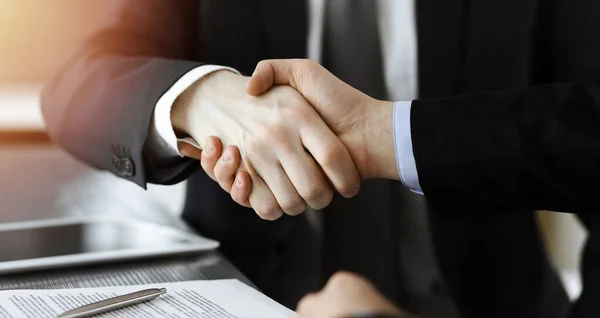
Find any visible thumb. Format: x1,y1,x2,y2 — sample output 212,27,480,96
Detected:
246,60,276,96
245,59,317,96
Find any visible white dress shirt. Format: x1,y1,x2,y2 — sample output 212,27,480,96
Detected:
147,0,422,192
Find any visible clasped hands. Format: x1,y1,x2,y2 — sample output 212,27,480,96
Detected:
173,59,399,220
173,59,410,317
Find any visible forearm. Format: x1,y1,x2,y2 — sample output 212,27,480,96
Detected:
42,53,202,187
41,0,205,187
412,79,600,214
363,78,600,215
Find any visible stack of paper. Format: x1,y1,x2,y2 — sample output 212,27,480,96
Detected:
0,279,294,317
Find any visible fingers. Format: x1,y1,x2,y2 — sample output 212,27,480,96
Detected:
178,142,203,160
254,160,307,216
248,60,361,197
216,147,332,212
214,145,241,192
203,139,252,208
279,150,334,209
200,136,222,181
246,61,276,96
296,292,320,317
324,271,367,291
246,59,297,96
231,171,252,207
300,120,361,198
202,137,284,218
246,59,322,98
212,144,329,213
247,171,284,220
201,136,303,217
214,146,254,208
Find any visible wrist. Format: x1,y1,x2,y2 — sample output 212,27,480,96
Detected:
363,100,399,180
171,87,193,138
171,69,239,138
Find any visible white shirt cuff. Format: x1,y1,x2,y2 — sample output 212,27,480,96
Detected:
147,65,240,158
393,101,423,194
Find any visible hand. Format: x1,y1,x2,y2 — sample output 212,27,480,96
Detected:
295,272,413,318
182,137,253,207
199,60,399,204
172,70,360,219
247,59,399,181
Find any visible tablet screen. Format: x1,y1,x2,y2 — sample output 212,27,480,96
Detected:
0,222,192,262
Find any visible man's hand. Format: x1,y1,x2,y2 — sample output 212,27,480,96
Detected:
246,59,399,181
295,272,412,318
199,60,400,206
172,70,360,219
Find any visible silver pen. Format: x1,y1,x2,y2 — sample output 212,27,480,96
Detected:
57,287,167,318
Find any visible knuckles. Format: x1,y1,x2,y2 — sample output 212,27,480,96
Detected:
317,144,346,169
256,207,284,221
253,193,284,221
299,184,333,209
278,196,306,216
296,292,319,313
337,180,360,199
327,271,365,290
241,138,264,159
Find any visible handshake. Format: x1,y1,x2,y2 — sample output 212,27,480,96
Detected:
172,59,400,220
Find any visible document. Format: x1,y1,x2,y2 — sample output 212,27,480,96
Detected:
0,279,294,318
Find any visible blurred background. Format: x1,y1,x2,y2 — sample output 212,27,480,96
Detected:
0,0,109,81
0,0,186,234
0,0,588,300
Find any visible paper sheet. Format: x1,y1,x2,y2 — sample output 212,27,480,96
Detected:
0,280,294,318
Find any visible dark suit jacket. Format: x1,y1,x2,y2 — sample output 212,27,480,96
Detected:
41,0,600,317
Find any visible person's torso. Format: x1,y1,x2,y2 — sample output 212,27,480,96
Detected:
192,0,548,96
182,0,600,313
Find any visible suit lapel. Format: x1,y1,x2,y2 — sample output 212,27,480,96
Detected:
261,0,308,58
416,0,467,98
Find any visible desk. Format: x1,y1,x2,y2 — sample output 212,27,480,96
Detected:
0,144,251,289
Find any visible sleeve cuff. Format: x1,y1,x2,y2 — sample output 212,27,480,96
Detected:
150,65,240,157
393,101,423,194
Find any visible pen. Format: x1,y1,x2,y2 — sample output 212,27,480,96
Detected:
57,287,167,318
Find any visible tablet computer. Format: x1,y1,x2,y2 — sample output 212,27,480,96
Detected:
0,217,219,275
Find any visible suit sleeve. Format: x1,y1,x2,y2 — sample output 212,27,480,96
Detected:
41,0,202,187
411,79,600,215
